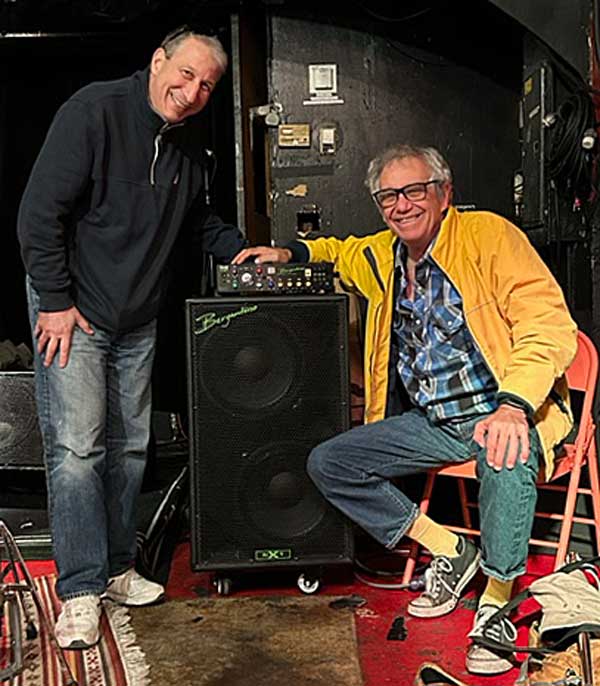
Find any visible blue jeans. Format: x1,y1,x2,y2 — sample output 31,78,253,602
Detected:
27,280,156,600
307,408,541,581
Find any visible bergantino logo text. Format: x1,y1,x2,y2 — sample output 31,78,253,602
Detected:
193,304,259,335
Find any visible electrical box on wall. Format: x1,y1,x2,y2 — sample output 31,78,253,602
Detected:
319,125,337,155
519,62,554,232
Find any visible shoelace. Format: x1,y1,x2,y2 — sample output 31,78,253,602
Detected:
422,556,459,601
475,610,517,643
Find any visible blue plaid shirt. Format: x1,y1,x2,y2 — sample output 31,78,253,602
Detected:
393,242,497,423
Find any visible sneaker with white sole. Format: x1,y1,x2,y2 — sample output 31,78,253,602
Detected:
55,595,102,650
466,604,517,675
407,536,480,618
105,568,165,606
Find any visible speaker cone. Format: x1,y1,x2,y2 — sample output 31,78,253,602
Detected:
240,441,327,540
196,311,303,415
0,374,41,460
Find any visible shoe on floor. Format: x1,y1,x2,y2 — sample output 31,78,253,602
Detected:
407,536,480,618
105,568,165,606
55,595,102,650
466,604,517,675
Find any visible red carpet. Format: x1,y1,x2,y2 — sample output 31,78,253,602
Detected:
165,542,554,685
18,546,554,685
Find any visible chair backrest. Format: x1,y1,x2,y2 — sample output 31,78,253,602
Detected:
566,331,598,433
566,330,599,395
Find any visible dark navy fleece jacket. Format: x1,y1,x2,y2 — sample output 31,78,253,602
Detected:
17,68,245,333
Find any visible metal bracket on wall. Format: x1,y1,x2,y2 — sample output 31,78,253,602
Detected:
249,102,283,150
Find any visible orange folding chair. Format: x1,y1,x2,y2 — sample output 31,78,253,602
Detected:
402,330,600,584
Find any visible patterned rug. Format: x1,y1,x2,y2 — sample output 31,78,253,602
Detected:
1,575,150,686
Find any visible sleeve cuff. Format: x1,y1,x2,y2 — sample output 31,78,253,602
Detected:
283,240,310,263
496,392,535,419
37,290,74,312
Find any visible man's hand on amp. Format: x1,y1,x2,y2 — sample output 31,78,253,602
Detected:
231,246,292,265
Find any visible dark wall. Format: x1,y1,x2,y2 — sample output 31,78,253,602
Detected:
265,3,523,243
489,0,590,80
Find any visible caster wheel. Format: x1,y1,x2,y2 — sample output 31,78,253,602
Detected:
215,577,232,596
297,573,321,594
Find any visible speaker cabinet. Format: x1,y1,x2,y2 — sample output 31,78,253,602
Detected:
0,372,44,470
0,506,52,559
186,295,354,573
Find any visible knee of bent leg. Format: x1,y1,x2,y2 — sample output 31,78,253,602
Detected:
306,443,327,488
306,435,353,492
306,438,339,487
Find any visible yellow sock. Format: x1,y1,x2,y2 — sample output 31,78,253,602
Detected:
406,513,460,557
479,577,514,608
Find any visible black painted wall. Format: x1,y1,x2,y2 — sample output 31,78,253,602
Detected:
264,2,523,243
489,0,590,80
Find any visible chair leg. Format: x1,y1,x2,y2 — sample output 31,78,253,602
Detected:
457,478,473,531
402,472,436,585
585,438,600,556
555,454,584,569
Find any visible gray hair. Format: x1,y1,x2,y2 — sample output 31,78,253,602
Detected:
160,25,228,75
365,145,453,194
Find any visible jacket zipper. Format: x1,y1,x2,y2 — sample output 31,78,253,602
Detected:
363,246,385,293
362,246,389,416
549,388,570,415
149,121,184,186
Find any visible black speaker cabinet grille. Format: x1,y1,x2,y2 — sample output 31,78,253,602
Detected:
0,372,44,469
186,295,353,571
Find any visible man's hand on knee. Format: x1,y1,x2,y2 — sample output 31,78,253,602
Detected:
473,405,530,471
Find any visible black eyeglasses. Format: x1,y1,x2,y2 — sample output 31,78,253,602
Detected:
372,180,442,209
160,24,219,50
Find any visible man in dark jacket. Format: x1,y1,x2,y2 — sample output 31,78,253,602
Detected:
17,26,246,649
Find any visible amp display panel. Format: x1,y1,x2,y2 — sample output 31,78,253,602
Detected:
216,262,334,296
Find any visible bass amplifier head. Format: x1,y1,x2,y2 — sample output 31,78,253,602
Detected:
0,372,44,470
185,295,353,572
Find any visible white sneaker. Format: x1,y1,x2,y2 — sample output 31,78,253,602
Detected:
466,604,517,675
55,595,102,650
105,568,165,606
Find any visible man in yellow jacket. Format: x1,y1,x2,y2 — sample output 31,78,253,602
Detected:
233,144,577,675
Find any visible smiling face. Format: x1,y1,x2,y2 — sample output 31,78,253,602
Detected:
148,36,224,123
377,156,452,259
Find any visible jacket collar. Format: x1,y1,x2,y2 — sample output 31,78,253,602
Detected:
131,67,183,133
430,206,459,266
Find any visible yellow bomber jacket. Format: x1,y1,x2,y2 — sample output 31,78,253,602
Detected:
300,207,578,475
